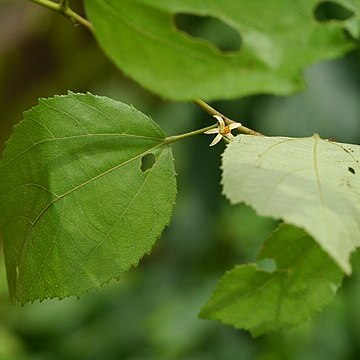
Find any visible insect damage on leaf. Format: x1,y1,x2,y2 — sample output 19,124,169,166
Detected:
222,134,360,275
0,92,177,304
85,0,359,100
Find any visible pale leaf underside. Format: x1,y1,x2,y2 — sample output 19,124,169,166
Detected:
222,134,360,274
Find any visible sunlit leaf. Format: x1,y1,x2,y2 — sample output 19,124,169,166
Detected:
222,134,360,274
85,0,358,100
200,224,343,336
0,92,176,304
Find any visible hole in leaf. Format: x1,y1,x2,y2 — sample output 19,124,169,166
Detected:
141,153,156,172
314,1,354,22
348,166,355,174
174,13,241,52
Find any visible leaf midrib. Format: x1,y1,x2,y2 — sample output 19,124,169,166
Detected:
47,147,167,295
14,141,166,271
1,133,163,168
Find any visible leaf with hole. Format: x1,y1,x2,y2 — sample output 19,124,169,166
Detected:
0,92,177,304
200,224,343,336
222,134,360,274
85,0,359,100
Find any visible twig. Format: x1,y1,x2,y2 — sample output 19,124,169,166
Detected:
193,98,263,136
30,0,92,30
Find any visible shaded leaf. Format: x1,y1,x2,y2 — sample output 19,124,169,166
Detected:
0,92,176,304
85,0,359,100
200,224,343,336
222,135,360,274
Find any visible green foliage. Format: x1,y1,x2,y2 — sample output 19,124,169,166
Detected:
200,224,343,336
85,0,359,101
222,135,360,274
2,0,360,341
0,92,176,304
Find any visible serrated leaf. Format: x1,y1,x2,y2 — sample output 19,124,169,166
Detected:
200,224,343,336
85,0,359,101
0,92,176,304
222,135,360,274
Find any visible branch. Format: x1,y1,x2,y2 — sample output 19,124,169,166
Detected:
30,0,92,31
193,99,263,136
60,0,69,9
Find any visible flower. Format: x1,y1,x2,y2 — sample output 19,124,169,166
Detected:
204,115,242,146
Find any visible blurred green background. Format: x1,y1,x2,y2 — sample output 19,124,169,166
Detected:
1,1,360,359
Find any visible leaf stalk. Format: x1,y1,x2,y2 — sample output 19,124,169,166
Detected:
164,125,217,144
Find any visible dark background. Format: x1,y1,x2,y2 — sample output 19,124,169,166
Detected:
1,1,360,359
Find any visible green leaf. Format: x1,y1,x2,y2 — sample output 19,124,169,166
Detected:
85,0,358,101
200,224,343,336
0,92,177,304
222,134,360,274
